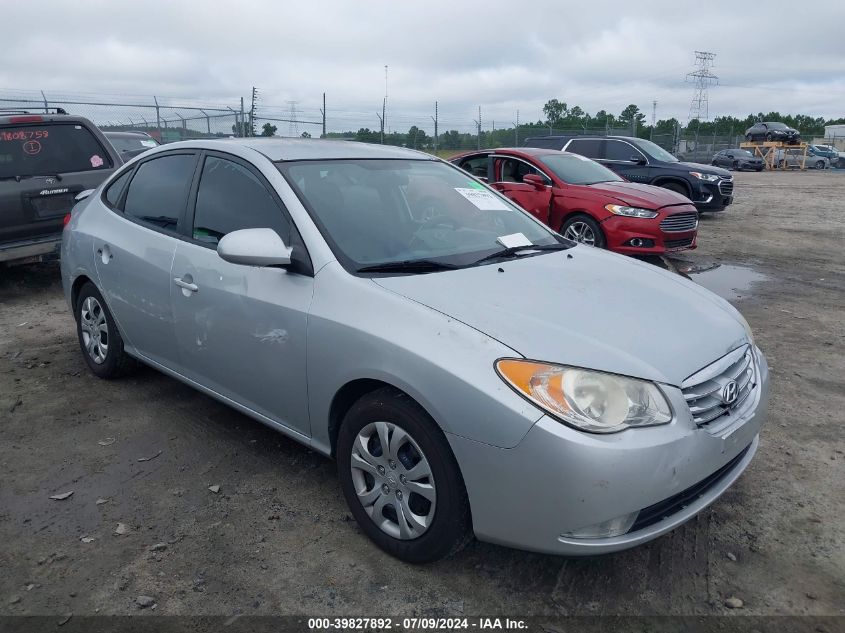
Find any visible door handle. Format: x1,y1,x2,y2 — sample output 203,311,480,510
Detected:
173,277,198,293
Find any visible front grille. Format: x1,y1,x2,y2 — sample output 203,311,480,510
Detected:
629,443,751,532
660,212,698,232
682,346,756,426
718,178,734,196
664,237,694,250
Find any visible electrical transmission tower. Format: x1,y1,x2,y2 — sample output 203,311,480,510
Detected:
286,101,299,137
686,51,718,126
249,87,259,137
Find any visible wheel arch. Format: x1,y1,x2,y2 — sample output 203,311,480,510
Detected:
328,379,441,459
652,178,692,198
556,208,604,232
70,274,96,316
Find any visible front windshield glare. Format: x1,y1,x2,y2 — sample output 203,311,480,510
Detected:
279,159,559,271
540,153,623,185
634,139,678,163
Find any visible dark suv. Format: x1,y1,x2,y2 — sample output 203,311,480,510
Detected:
0,111,121,266
523,135,734,212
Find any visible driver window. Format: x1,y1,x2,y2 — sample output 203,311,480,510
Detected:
498,159,540,184
192,156,291,246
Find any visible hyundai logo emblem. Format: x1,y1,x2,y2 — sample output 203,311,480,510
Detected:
721,380,739,405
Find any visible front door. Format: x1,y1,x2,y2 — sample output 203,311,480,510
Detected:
170,153,313,436
488,156,552,223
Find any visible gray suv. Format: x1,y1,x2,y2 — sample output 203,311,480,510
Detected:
0,110,121,266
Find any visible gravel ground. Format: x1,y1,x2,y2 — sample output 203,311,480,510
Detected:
0,170,843,618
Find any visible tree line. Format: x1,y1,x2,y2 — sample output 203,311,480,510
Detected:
319,99,845,150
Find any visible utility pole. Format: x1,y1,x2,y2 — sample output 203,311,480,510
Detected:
377,109,384,144
239,97,245,138
320,92,326,137
515,109,520,146
650,99,657,140
383,65,388,144
475,106,481,150
154,95,162,141
249,87,259,137
686,51,718,148
431,101,438,153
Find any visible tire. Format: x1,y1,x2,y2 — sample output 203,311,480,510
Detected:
766,133,773,142
337,388,472,563
815,161,825,170
75,282,136,379
732,161,739,170
560,214,606,248
659,181,690,198
745,134,753,142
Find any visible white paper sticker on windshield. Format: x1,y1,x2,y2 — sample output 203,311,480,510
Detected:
140,140,157,147
497,233,533,248
454,187,510,211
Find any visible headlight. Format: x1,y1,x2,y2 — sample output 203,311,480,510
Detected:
737,314,755,346
604,204,658,219
496,360,672,433
689,172,720,182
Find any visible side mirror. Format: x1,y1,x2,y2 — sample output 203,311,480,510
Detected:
522,174,547,190
217,228,292,267
75,189,95,202
629,155,646,165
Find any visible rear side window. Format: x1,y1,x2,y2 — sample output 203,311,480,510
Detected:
104,170,132,207
605,140,644,162
0,123,112,179
192,156,290,245
123,154,195,231
565,139,602,159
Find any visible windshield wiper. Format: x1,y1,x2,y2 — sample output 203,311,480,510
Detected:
471,242,571,266
357,259,460,274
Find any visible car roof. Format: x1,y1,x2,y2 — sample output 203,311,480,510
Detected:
155,138,436,162
0,112,95,126
103,131,152,139
452,147,564,159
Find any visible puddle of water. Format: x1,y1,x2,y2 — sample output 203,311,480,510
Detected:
669,259,769,300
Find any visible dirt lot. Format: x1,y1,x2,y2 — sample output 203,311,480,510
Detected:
1,170,843,619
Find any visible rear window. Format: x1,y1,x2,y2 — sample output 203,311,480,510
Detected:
0,123,112,179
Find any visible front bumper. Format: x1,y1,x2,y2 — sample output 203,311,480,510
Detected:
450,349,769,556
601,214,697,255
693,180,733,211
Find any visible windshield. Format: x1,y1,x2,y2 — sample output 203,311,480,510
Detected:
0,123,112,178
538,153,623,185
106,135,159,152
278,159,561,272
632,139,678,163
733,150,753,157
766,122,788,130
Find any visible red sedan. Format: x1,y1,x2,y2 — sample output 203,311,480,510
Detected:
450,148,698,255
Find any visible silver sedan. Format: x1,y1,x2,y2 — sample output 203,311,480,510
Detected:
61,139,769,562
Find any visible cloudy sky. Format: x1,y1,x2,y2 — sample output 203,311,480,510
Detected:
2,0,844,134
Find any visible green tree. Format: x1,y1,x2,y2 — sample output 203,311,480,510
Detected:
261,123,277,137
543,99,567,127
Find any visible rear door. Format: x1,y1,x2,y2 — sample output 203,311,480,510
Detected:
93,151,198,368
0,121,116,245
170,152,313,436
488,155,552,223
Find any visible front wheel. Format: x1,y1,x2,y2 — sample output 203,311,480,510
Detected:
337,388,471,563
561,214,606,248
75,282,136,379
815,161,825,170
745,134,753,142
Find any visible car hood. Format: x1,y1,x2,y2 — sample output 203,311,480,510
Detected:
582,181,691,209
675,161,732,177
373,247,749,387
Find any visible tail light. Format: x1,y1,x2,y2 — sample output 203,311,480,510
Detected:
63,213,72,228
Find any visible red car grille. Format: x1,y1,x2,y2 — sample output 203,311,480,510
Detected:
660,212,698,233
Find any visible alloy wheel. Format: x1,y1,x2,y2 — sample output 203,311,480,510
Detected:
563,221,597,246
79,296,109,364
349,421,436,540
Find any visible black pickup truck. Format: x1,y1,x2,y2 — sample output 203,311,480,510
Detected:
0,110,121,266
